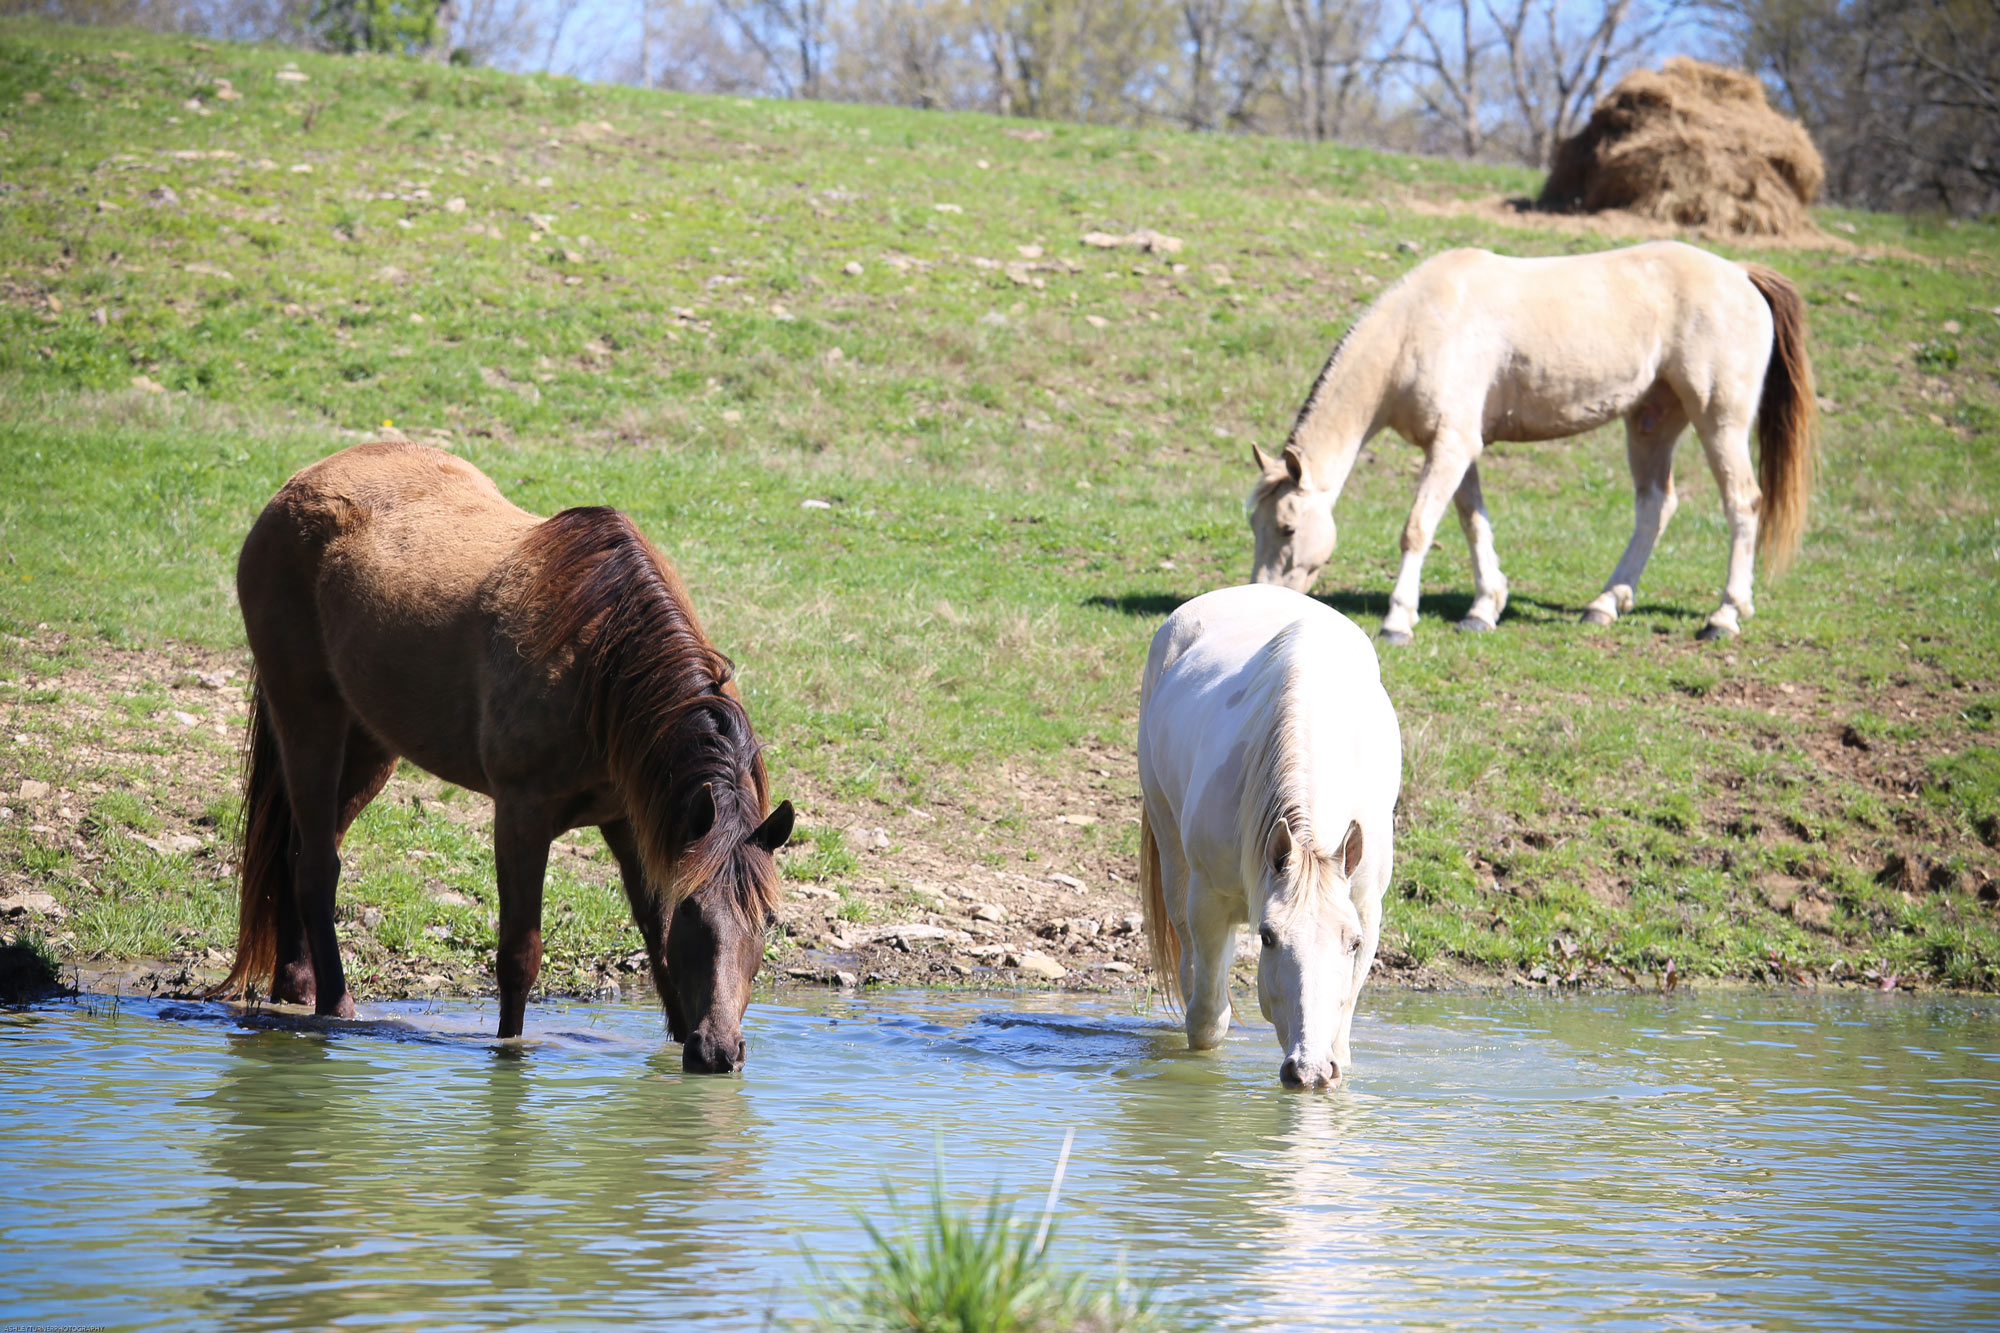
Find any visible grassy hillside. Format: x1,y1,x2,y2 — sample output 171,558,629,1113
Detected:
2,18,1997,996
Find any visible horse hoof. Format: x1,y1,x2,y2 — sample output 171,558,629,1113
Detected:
1580,608,1615,627
1377,629,1413,648
1453,616,1495,634
1695,623,1736,642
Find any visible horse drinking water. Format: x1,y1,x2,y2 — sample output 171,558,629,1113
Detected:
1247,240,1817,643
1138,585,1402,1089
214,442,793,1071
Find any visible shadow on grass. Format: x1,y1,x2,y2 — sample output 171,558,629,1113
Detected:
1082,587,1658,627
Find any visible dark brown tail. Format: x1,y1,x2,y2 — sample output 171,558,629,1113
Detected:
209,676,290,1001
1742,263,1818,572
1138,804,1182,1010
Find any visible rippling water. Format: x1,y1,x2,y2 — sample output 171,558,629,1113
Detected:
2,985,1997,1330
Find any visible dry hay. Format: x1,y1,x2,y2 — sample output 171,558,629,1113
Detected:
1538,58,1824,238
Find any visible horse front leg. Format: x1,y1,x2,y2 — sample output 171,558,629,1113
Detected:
1450,462,1508,632
492,803,553,1039
1182,877,1240,1050
1381,439,1478,645
1584,400,1686,627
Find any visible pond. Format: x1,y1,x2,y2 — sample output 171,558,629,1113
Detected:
2,984,1997,1330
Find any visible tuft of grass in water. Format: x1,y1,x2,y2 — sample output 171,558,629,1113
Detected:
822,1150,1173,1333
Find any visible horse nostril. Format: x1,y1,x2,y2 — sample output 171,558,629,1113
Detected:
1279,1057,1305,1087
683,1031,742,1075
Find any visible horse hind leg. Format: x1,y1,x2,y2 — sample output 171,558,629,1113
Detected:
257,681,363,1019
1450,461,1508,632
270,724,396,1002
1583,391,1687,627
1691,408,1761,640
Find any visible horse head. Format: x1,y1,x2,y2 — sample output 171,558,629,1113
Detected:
658,785,794,1074
1247,444,1336,592
1254,816,1369,1090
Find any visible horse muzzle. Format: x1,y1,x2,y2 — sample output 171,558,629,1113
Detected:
1279,1054,1340,1090
683,1027,746,1074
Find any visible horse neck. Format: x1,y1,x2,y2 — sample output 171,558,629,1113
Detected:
1288,315,1398,501
1236,629,1327,872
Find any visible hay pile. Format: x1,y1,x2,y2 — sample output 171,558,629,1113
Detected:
1538,58,1824,238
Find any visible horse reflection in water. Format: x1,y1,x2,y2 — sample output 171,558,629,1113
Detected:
1138,584,1402,1088
191,1021,763,1329
212,441,791,1070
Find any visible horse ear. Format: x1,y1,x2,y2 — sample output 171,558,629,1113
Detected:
1266,818,1294,875
751,800,795,853
1281,445,1308,488
1251,443,1279,474
689,782,717,839
1335,820,1364,878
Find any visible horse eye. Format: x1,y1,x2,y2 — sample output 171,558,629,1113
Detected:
1277,524,1295,537
1348,935,1364,954
1259,926,1277,950
764,910,778,931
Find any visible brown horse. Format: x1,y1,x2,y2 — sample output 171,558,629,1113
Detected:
212,441,793,1071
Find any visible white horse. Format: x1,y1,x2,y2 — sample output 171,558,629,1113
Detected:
1137,584,1402,1089
1246,240,1817,643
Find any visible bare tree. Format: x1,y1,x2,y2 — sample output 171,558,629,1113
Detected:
712,0,829,97
1398,0,1491,155
1487,0,1687,166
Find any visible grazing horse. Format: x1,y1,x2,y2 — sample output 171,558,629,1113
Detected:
213,441,793,1071
1247,240,1817,643
1138,584,1402,1089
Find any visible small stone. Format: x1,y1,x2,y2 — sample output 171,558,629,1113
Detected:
934,202,962,213
835,970,858,988
842,260,863,276
970,903,1007,923
360,907,383,930
444,196,466,213
275,69,310,83
1098,960,1135,975
801,498,833,510
131,375,166,394
1397,239,1421,254
1016,244,1043,260
1084,314,1109,329
18,780,51,800
1049,872,1084,889
0,891,62,919
1843,291,1861,305
289,163,313,174
595,977,622,1001
1114,913,1143,935
1008,949,1066,981
171,710,200,727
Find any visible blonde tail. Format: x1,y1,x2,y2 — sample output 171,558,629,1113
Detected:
1139,804,1182,1010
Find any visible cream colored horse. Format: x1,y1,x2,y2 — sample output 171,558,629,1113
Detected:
1247,241,1816,643
1138,585,1401,1089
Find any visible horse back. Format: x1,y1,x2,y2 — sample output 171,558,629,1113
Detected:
239,441,544,792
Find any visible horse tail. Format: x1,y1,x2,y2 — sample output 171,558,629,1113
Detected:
1742,263,1818,573
1139,803,1182,1010
210,675,289,1001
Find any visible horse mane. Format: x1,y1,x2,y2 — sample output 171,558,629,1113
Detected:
1247,324,1357,514
1234,621,1346,901
514,507,776,929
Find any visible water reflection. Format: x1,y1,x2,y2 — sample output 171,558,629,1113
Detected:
3,988,1998,1331
179,1008,769,1330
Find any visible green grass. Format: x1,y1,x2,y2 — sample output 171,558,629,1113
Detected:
821,1171,1171,1333
1,19,1997,989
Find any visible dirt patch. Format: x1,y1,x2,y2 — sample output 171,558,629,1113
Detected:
1537,58,1824,239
